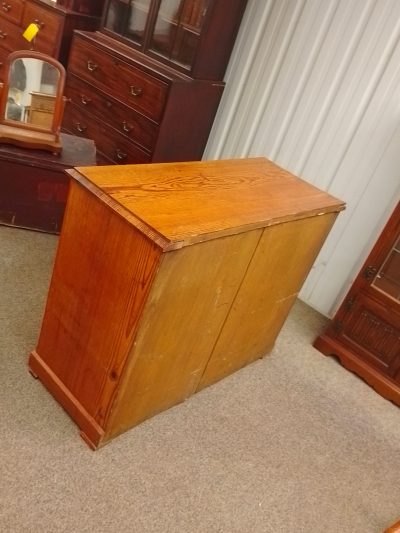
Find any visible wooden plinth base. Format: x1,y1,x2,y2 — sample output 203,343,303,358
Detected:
314,335,400,407
28,351,104,449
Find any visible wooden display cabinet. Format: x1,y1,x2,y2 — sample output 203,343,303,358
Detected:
101,0,248,79
56,0,106,16
63,0,248,164
314,202,400,405
29,157,344,448
63,30,224,164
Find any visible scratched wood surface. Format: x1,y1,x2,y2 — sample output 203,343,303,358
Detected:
103,229,262,442
198,212,339,390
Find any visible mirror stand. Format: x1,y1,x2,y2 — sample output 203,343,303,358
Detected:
0,51,67,155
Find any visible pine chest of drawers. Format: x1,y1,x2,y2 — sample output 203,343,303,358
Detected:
29,157,345,448
63,31,225,164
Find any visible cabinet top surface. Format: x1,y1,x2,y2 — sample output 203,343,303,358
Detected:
69,157,345,250
0,133,96,169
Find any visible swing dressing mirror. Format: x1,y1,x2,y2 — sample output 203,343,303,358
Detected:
0,50,67,154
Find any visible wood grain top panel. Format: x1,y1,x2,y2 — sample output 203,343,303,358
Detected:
67,157,345,250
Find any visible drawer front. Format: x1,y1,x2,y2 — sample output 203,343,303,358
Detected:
63,103,151,165
65,74,158,152
0,17,27,53
68,38,169,122
31,95,55,113
22,3,63,56
0,0,24,25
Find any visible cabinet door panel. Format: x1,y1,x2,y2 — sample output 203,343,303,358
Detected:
339,293,400,376
149,0,210,70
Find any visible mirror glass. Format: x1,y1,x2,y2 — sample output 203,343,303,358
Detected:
6,58,60,131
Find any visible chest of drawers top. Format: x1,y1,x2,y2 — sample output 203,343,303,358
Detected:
70,157,345,251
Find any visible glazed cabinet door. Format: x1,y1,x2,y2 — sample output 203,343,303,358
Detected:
331,203,400,376
101,0,248,79
315,202,400,404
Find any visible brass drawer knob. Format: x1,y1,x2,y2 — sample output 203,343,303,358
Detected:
33,18,44,29
80,95,92,105
115,149,127,161
75,122,87,133
86,60,98,72
121,121,132,133
130,85,143,97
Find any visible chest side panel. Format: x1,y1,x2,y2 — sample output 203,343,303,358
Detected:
32,181,161,430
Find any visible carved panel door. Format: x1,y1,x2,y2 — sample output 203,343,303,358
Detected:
314,202,400,404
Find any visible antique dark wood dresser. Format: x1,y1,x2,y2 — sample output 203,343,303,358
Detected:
62,0,248,164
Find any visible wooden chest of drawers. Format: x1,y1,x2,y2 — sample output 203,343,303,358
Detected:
63,31,225,165
29,157,345,448
28,91,56,128
0,0,101,81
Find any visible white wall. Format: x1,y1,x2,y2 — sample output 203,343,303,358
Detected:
204,0,400,317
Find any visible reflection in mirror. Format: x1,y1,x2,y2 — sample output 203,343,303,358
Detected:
6,58,60,130
0,50,67,154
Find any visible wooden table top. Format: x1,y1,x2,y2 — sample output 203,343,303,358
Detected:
68,157,345,250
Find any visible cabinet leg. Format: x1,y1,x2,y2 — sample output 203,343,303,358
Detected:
29,368,39,379
79,430,98,451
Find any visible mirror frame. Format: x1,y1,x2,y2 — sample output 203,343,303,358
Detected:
0,50,67,154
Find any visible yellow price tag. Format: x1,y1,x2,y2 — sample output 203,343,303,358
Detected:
22,23,39,42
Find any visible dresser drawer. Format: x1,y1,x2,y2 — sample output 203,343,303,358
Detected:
22,3,63,57
65,74,158,152
0,0,24,25
63,104,151,165
31,93,55,112
68,38,169,123
0,16,27,53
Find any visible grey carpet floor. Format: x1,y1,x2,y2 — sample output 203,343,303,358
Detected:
0,225,399,533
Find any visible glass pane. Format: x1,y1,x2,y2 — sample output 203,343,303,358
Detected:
104,0,151,47
7,58,59,131
372,236,400,301
150,0,210,69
